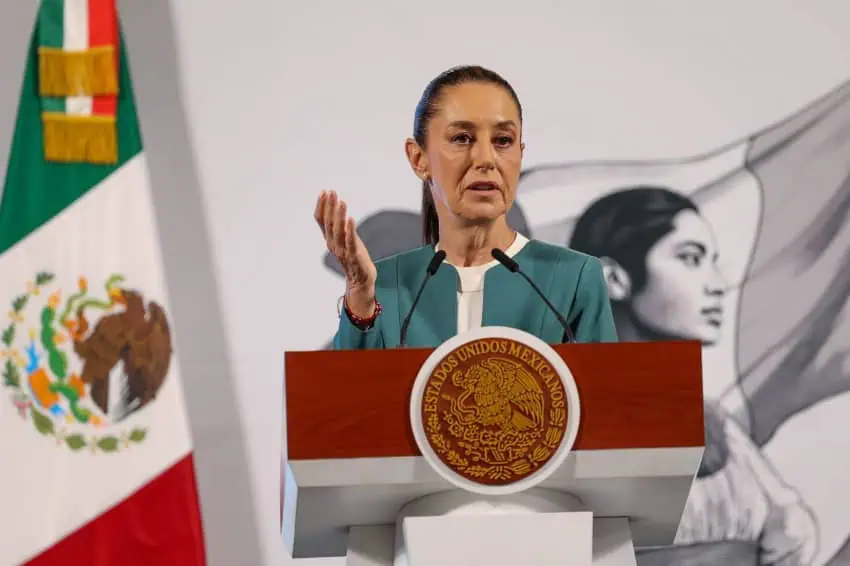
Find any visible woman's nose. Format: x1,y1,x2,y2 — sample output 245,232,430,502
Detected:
706,266,726,296
471,140,496,169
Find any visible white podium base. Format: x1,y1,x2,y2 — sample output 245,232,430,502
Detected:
394,489,585,566
344,490,637,566
403,511,592,566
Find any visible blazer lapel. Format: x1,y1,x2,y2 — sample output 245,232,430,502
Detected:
482,249,546,334
417,266,457,344
396,249,457,347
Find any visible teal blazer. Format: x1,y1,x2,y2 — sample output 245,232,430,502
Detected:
332,240,618,350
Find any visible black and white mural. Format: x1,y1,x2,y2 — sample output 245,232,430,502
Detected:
321,80,850,565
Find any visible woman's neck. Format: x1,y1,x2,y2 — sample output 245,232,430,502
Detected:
612,304,671,342
438,218,516,267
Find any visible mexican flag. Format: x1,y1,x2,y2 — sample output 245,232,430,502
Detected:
0,1,206,564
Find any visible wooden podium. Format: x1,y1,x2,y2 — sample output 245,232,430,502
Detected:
282,340,704,565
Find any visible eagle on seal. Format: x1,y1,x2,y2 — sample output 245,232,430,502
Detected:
450,357,546,432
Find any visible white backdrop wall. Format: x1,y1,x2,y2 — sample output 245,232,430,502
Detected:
3,1,850,565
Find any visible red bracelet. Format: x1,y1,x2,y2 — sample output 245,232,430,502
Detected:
343,296,382,330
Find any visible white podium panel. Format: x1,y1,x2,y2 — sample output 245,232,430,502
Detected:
287,446,701,558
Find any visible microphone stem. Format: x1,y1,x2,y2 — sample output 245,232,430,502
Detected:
400,274,430,347
518,271,574,343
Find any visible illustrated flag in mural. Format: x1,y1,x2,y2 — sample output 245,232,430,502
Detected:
513,80,850,565
0,1,206,564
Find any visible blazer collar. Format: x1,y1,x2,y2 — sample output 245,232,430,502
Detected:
396,242,540,346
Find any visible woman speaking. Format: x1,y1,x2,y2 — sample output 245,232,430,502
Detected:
315,65,617,350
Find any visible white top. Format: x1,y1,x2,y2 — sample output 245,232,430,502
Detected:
437,233,529,335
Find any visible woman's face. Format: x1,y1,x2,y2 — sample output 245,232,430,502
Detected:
630,209,726,345
419,82,524,226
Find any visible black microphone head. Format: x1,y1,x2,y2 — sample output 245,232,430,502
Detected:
427,250,447,275
491,248,519,272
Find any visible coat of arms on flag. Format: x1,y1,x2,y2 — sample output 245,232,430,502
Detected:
3,270,172,452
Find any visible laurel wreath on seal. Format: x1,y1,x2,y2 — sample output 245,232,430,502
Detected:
2,272,148,453
427,406,567,481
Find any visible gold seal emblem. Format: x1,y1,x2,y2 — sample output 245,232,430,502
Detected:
419,337,569,486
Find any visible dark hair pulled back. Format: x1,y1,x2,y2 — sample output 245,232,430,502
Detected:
413,65,523,245
568,187,698,293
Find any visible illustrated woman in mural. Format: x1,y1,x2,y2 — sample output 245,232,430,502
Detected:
569,187,818,566
315,65,617,349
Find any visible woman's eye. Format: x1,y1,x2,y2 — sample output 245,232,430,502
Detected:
452,133,473,144
494,136,514,147
678,253,702,267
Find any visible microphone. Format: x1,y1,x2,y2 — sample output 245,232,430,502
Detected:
491,248,575,343
400,250,447,347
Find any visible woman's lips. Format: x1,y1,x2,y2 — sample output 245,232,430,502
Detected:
701,305,724,326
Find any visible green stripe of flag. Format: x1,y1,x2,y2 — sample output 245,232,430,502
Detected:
0,25,143,255
37,0,65,48
38,0,66,113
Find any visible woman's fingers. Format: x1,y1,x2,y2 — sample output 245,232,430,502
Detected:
334,200,348,252
323,191,337,244
344,216,358,259
316,192,365,281
314,191,327,232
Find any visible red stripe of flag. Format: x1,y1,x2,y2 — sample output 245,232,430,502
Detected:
24,454,207,566
88,0,117,117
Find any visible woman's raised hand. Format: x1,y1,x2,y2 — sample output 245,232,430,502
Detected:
314,191,378,317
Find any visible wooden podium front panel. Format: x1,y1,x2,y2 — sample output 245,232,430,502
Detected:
284,340,704,461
